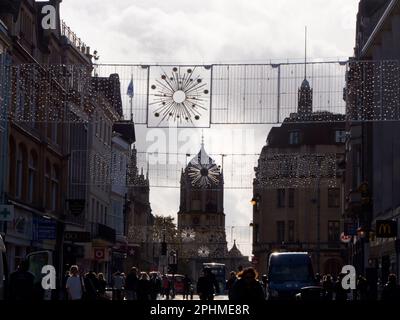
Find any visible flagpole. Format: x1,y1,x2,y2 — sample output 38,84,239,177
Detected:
130,74,133,121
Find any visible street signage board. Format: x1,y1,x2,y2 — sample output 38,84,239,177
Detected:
33,216,57,241
376,220,397,238
64,231,91,243
68,199,85,216
0,205,14,222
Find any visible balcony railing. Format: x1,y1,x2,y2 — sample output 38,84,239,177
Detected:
61,20,90,55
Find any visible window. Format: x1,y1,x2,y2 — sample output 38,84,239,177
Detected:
288,189,295,208
335,130,346,143
328,221,340,242
277,189,285,208
289,131,300,145
28,151,37,203
51,165,60,211
288,220,295,242
328,188,340,208
16,145,25,199
277,221,285,243
45,160,51,208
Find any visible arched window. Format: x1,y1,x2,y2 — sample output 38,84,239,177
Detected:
16,143,27,199
28,150,38,203
51,165,60,211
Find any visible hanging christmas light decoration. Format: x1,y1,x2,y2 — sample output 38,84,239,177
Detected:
198,246,210,258
181,228,196,242
149,66,210,124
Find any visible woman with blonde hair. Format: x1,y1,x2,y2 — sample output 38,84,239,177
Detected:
230,267,265,301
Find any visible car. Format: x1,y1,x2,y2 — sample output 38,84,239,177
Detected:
0,235,7,300
266,252,317,300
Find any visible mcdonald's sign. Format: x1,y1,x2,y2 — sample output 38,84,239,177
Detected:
376,220,397,238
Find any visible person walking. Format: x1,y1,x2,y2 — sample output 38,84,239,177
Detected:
226,271,237,300
125,267,139,300
162,275,171,300
182,275,191,300
112,271,125,301
149,273,162,300
137,272,151,300
66,265,85,301
84,271,99,301
97,273,107,300
322,274,334,301
382,273,400,301
197,268,219,301
334,273,348,301
230,268,265,301
8,260,35,301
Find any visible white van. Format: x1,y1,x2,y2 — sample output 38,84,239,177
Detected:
0,234,7,300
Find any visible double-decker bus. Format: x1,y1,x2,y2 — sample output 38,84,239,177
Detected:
203,262,226,295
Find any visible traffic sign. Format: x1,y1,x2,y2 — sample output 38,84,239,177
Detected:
0,205,14,222
340,232,352,243
94,248,105,260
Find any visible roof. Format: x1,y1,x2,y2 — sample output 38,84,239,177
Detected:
228,241,243,258
188,144,215,167
113,120,136,144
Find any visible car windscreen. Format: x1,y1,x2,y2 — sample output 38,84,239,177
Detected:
269,262,314,283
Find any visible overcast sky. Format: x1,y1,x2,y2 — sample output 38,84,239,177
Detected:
61,0,359,254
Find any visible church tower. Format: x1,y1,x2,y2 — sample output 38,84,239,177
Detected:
177,140,228,262
298,26,313,115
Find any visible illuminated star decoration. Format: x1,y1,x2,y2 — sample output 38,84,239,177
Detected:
188,146,220,188
150,67,209,124
181,228,196,242
198,246,210,258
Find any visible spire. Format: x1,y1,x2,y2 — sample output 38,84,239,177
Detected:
146,162,149,180
201,129,204,148
304,25,307,80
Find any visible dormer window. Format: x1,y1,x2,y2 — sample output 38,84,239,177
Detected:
289,131,300,145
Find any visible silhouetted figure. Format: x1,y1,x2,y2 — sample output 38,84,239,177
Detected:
149,273,162,300
8,260,35,301
226,271,237,300
84,271,99,300
382,274,400,301
322,274,334,301
356,275,368,301
182,275,191,300
230,267,265,301
197,268,219,301
137,272,151,300
125,267,139,300
334,273,348,301
97,273,107,300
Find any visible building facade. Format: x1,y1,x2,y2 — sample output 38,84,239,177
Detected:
345,0,400,289
253,69,347,276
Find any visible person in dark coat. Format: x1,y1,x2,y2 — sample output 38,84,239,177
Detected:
226,271,237,300
137,272,151,300
230,267,265,301
149,273,162,300
197,268,219,301
182,275,191,300
97,273,107,300
125,267,139,300
84,271,99,300
8,260,35,301
334,273,348,301
382,273,400,301
322,274,334,301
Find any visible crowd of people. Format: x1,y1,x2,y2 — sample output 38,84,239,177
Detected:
5,260,400,301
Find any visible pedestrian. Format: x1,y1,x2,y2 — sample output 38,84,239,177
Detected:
226,271,237,300
84,271,99,300
97,273,108,300
8,260,35,301
149,273,162,300
197,268,219,301
112,271,125,301
322,274,334,301
137,272,151,300
182,274,191,300
125,267,139,300
66,265,85,301
230,267,265,301
61,270,70,300
162,275,170,300
334,273,348,301
356,275,368,301
381,273,400,301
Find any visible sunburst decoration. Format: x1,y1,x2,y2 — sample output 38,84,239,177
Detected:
188,162,220,188
198,246,210,258
181,228,196,242
149,67,209,124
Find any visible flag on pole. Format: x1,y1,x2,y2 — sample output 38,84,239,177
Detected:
127,78,134,98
